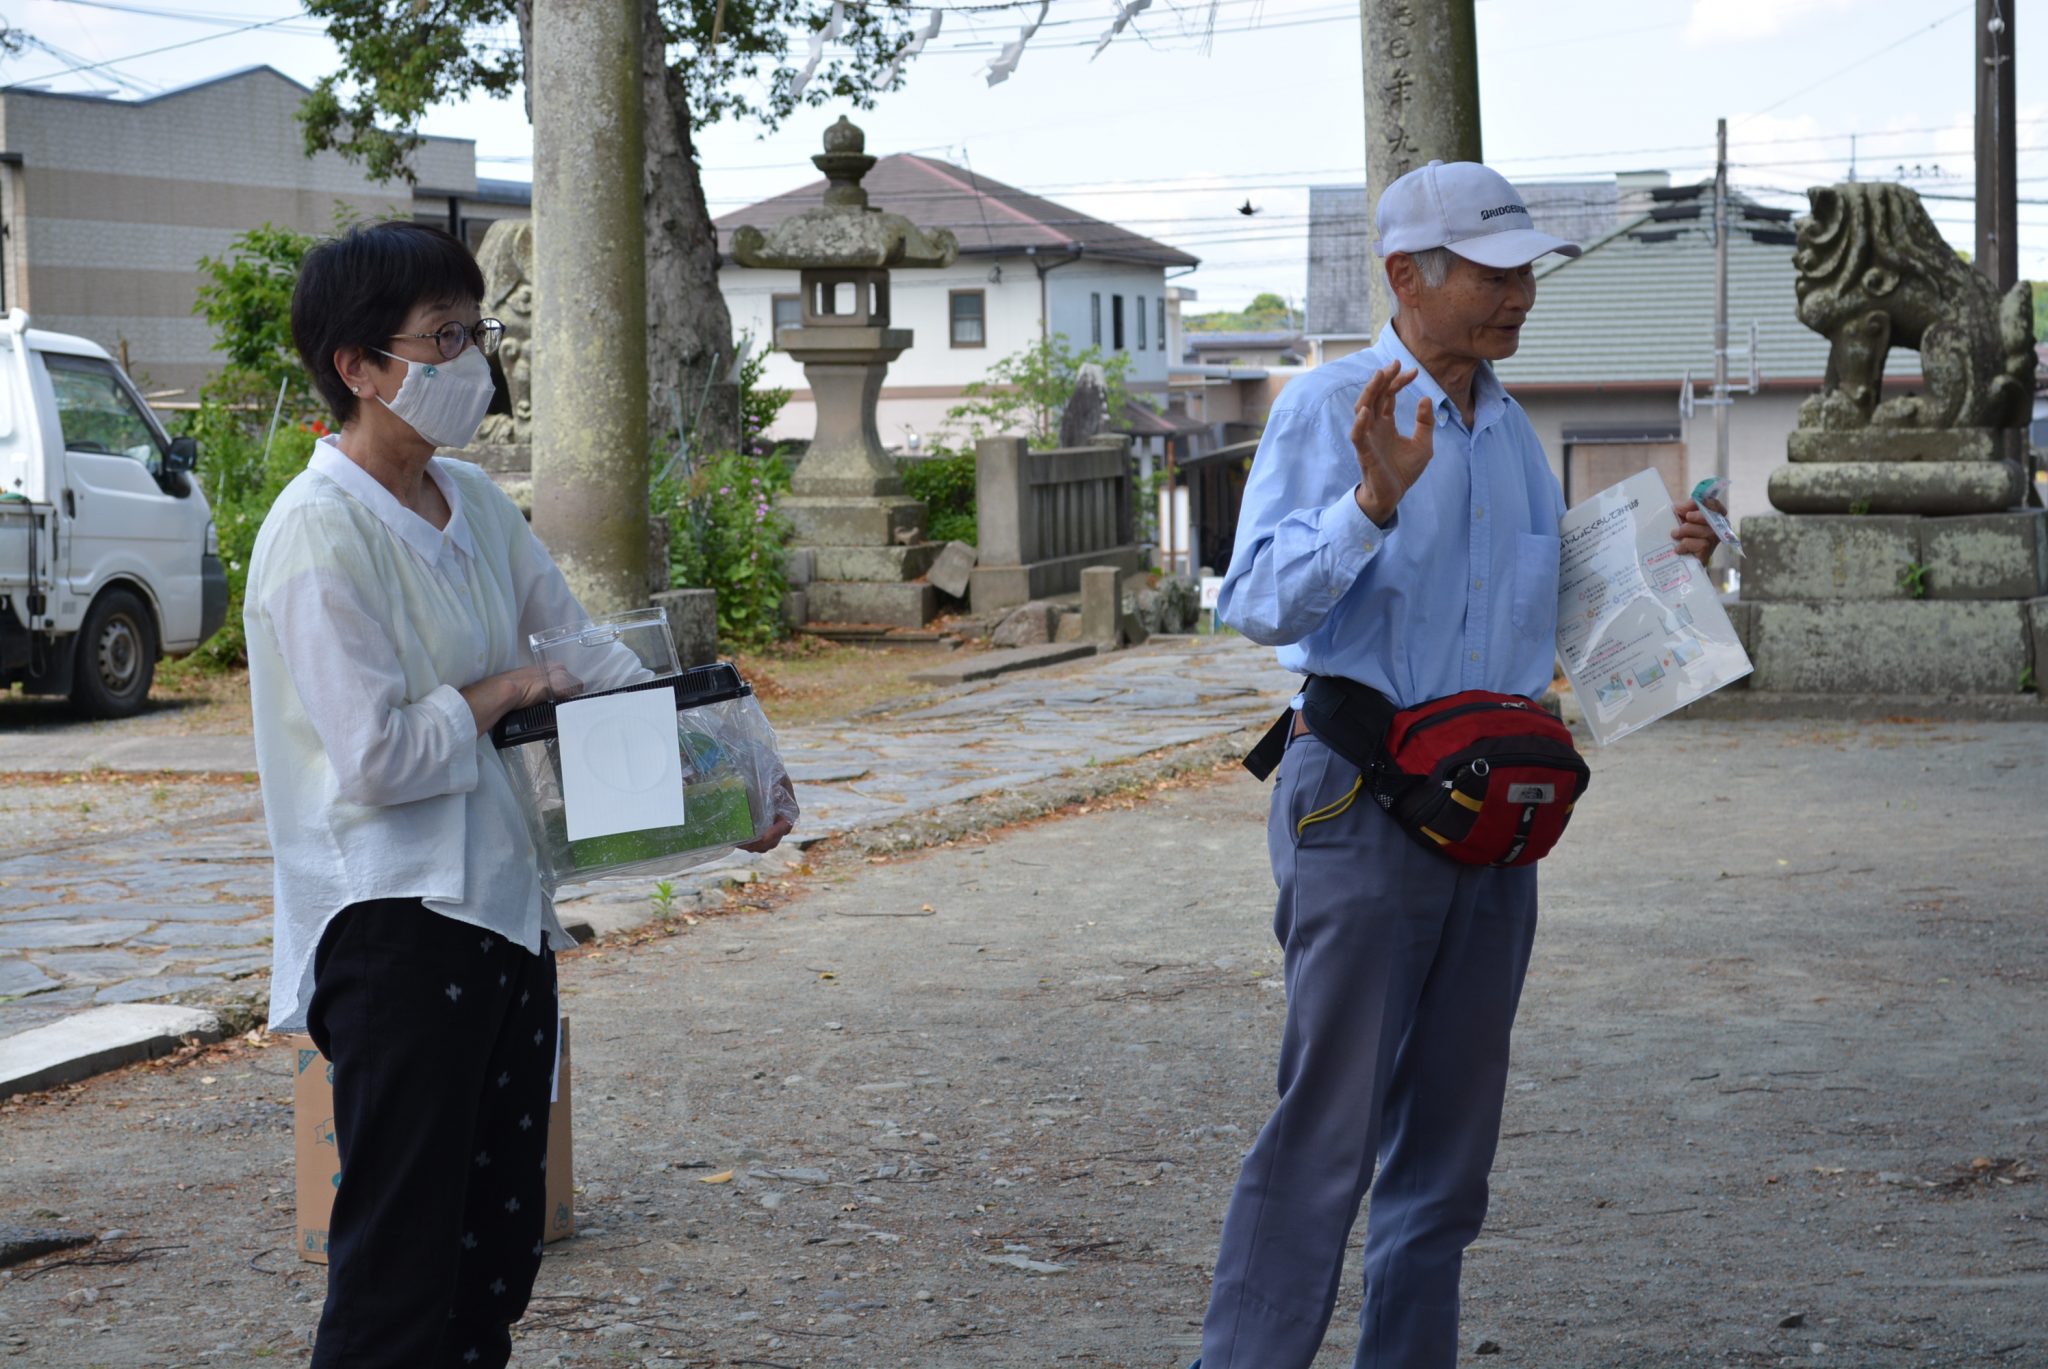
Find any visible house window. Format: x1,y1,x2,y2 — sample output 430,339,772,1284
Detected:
1157,297,1167,350
1136,295,1147,350
1091,293,1102,346
949,289,986,348
771,292,802,334
1112,295,1126,351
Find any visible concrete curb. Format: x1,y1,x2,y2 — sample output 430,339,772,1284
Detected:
0,735,258,776
907,641,1102,686
0,1004,222,1099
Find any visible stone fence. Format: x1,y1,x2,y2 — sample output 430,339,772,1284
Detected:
969,436,1143,612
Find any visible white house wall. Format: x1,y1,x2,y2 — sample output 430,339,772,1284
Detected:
724,255,1174,448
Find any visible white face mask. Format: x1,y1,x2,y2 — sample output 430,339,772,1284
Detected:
370,344,496,450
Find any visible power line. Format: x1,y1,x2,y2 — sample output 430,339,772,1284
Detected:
0,7,307,87
1735,3,1973,126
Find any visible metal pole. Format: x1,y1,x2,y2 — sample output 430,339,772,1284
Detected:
1975,0,2018,289
1713,117,1730,492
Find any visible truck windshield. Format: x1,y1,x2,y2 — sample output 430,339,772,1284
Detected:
46,354,163,468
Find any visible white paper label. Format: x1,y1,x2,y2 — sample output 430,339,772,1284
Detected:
556,689,687,841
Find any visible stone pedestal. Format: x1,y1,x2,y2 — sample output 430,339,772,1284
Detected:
1737,507,2047,696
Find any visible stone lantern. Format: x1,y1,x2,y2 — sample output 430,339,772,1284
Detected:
732,117,960,627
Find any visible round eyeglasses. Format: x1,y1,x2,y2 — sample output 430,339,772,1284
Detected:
390,318,505,360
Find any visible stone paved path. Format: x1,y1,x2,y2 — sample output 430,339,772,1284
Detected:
0,636,1293,1045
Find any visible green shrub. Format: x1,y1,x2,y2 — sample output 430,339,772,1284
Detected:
900,446,976,546
655,450,794,651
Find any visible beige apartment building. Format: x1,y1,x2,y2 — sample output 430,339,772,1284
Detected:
0,65,526,400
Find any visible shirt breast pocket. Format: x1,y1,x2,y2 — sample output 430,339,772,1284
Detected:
1509,532,1561,641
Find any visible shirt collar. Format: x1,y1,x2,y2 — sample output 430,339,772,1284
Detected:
1373,322,1508,435
310,437,476,564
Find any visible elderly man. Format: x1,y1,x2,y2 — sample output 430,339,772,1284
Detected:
1190,161,1717,1369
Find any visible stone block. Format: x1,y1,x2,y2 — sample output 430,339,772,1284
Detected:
812,543,941,583
966,547,1143,615
1917,512,2048,601
784,547,817,587
1080,566,1121,643
651,588,719,667
1787,428,2003,464
0,1003,221,1099
1054,611,1084,643
1739,515,1917,602
1767,461,2025,516
991,602,1055,648
2029,598,2048,683
1748,601,2030,694
783,495,926,547
907,642,1100,686
927,541,978,600
805,580,937,628
1119,610,1150,648
1721,600,1757,688
782,590,808,630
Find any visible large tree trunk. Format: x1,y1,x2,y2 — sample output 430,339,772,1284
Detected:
519,0,738,458
641,0,739,457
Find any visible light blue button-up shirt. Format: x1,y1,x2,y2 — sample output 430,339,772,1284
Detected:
1217,323,1565,708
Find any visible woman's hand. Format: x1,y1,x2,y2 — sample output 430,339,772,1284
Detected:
737,815,794,853
460,663,581,736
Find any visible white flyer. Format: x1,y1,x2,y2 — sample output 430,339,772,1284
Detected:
1554,468,1752,745
556,689,688,841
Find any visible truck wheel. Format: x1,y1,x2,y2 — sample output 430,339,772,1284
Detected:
70,588,158,719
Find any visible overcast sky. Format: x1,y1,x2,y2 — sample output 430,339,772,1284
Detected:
8,0,2043,312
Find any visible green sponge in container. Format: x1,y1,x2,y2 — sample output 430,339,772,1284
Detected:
546,773,759,871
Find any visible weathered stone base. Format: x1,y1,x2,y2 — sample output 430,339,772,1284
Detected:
813,543,941,582
1745,599,2039,694
783,495,927,547
649,587,719,667
806,579,937,628
1766,461,2025,515
1786,428,2005,464
1742,511,2048,602
970,546,1143,614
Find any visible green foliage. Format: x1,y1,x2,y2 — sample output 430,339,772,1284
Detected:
655,451,793,651
900,447,977,546
193,222,322,408
946,335,1136,449
738,341,791,458
170,223,326,672
299,0,924,185
1183,291,1297,334
2022,665,2039,695
1898,562,1930,599
649,879,680,918
1847,498,1873,516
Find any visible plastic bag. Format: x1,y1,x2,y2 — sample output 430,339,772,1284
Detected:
1688,476,1743,559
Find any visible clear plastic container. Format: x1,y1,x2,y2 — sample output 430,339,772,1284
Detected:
529,606,680,699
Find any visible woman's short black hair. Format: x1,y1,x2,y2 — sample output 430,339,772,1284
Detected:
291,220,487,425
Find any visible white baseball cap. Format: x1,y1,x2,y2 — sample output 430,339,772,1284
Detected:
1374,160,1582,268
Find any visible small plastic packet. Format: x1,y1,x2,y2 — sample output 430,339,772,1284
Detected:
1688,477,1743,559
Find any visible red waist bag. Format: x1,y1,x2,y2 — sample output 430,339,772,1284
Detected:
1373,690,1589,866
1246,677,1590,868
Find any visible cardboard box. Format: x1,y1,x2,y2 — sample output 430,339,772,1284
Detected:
290,1018,574,1263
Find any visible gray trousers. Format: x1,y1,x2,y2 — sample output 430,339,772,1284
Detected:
1200,730,1539,1369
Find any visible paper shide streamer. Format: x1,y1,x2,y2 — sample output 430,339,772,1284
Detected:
883,9,944,87
787,1,846,102
983,0,1049,86
1090,0,1152,60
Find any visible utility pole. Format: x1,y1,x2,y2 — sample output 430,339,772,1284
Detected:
1974,0,2018,290
1360,0,1482,333
531,0,651,615
1713,116,1730,491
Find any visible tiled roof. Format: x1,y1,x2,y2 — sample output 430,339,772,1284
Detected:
715,154,1199,269
1496,213,1922,388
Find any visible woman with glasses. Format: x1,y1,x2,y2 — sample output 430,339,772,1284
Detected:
245,220,792,1367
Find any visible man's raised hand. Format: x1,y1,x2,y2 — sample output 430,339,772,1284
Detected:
1350,362,1435,526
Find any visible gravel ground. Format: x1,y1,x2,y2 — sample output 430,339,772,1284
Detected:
0,717,2043,1368
0,777,260,855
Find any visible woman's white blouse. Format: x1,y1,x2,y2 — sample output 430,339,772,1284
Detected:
248,439,576,1031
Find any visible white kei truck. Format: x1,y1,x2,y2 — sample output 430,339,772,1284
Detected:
0,309,226,717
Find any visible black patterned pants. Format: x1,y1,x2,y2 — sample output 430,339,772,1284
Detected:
307,898,560,1368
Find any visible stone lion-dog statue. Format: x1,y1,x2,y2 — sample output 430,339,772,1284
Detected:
1792,181,2035,432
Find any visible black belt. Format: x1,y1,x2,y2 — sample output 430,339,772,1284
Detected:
1243,675,1397,782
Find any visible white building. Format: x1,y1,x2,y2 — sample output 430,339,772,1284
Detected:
715,154,1199,450
0,66,523,403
